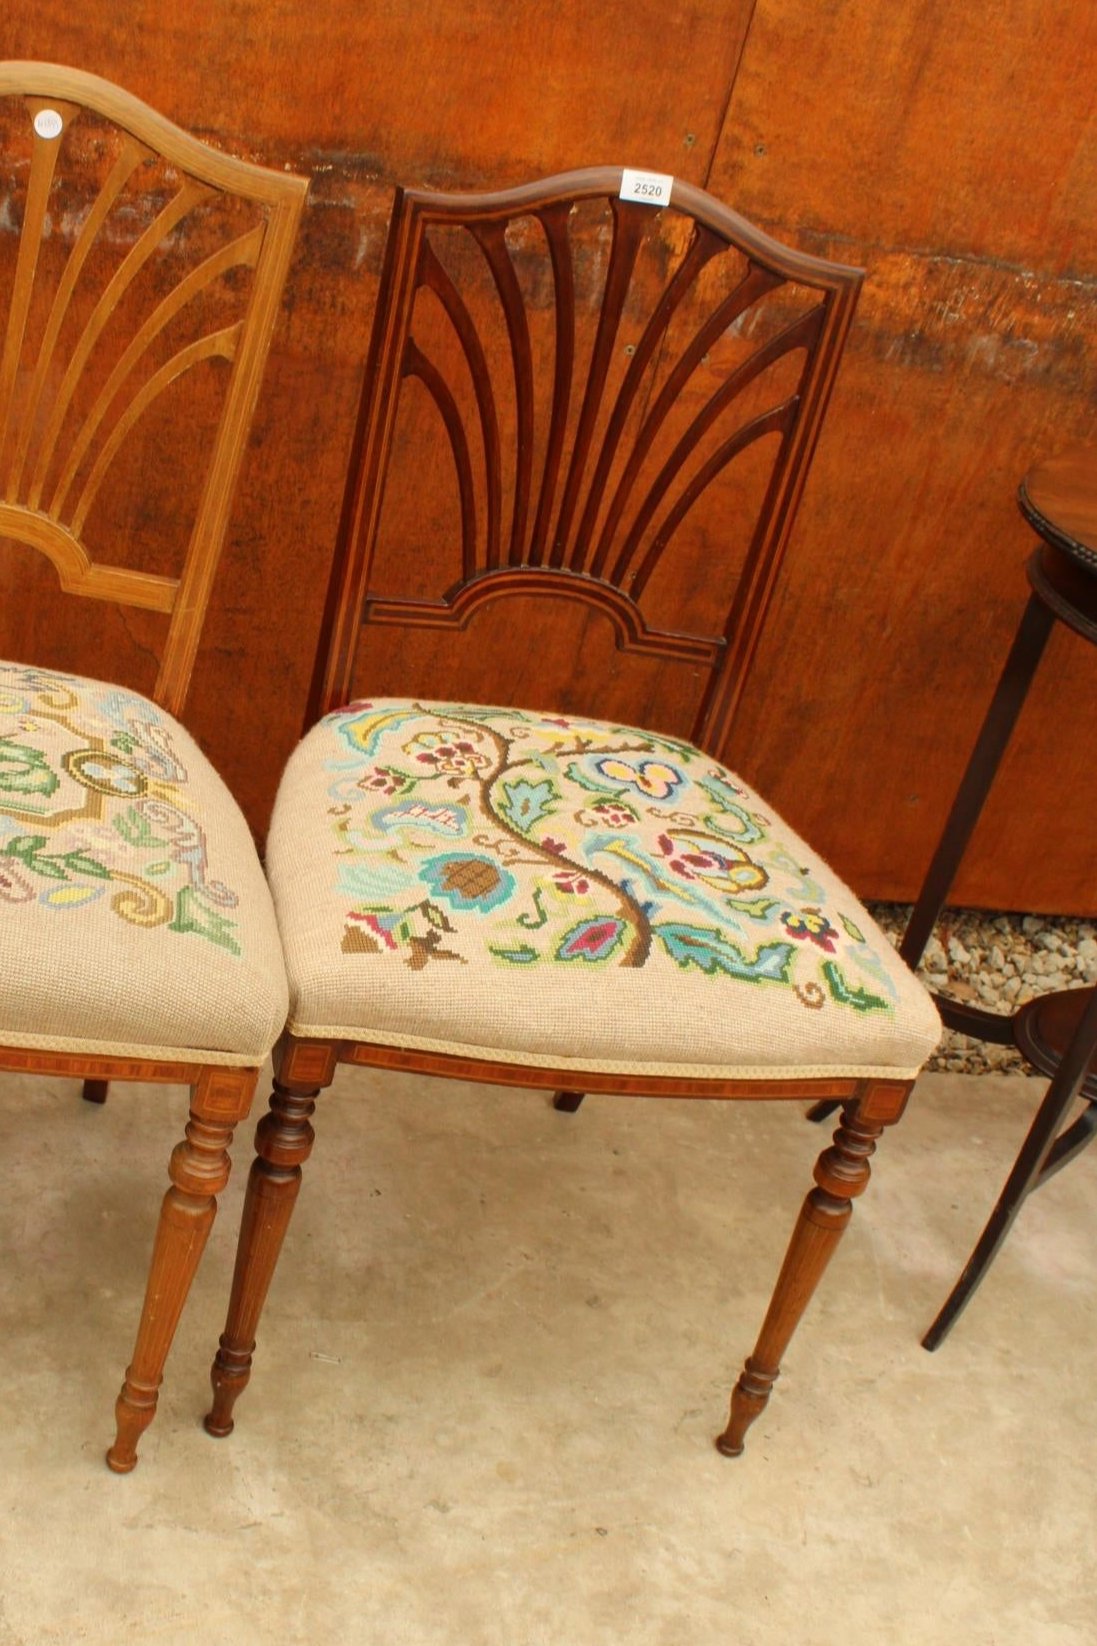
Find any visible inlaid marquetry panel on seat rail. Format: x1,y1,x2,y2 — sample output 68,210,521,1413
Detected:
0,61,306,1470
204,167,941,1465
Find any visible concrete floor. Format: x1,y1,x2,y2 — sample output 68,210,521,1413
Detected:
0,1064,1093,1645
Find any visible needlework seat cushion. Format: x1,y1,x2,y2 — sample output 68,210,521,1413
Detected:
0,661,288,1064
267,700,940,1081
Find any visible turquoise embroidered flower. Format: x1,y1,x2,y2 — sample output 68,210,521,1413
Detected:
420,853,515,913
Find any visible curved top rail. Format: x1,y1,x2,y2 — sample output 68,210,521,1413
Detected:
402,166,863,294
0,60,309,207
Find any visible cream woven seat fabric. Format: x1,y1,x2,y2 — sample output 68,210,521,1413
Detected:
268,700,939,1080
0,661,288,1064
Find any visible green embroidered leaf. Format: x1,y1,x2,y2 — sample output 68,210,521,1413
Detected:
490,943,540,964
114,806,168,848
821,960,888,1013
724,896,780,921
499,776,558,832
57,850,111,880
169,885,242,955
110,732,140,755
3,834,111,881
656,925,794,981
0,741,59,797
839,914,866,944
146,860,172,876
3,835,66,879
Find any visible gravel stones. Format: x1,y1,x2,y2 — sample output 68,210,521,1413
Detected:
867,904,1097,1075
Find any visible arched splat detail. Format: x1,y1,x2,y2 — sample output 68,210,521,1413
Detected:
313,167,862,751
365,565,722,666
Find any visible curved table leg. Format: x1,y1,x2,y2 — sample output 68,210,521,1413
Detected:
923,985,1097,1350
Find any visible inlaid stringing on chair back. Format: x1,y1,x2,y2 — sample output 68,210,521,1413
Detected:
0,62,306,714
314,168,863,748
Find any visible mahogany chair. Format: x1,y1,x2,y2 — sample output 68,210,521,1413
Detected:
205,169,940,1458
0,63,306,1469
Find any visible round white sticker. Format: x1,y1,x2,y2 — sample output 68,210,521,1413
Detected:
33,109,64,140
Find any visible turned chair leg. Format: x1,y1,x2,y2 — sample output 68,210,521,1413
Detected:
717,1086,908,1457
106,1065,258,1473
205,1040,334,1438
553,1090,585,1113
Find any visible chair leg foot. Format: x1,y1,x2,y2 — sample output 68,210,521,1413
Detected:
83,1079,109,1104
553,1090,585,1113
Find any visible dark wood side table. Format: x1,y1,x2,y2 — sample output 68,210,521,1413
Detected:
813,442,1097,1346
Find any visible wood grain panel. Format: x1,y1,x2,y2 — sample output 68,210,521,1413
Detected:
711,0,1097,913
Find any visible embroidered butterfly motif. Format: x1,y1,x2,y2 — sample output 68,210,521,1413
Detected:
595,757,682,800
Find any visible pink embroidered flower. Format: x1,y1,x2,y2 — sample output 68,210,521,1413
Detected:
410,736,491,778
358,765,405,796
587,800,637,830
541,837,568,856
553,869,591,895
655,832,768,893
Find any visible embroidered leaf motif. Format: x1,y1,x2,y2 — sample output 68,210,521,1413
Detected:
1,834,110,881
821,960,888,1013
169,886,241,954
0,741,59,797
839,914,866,944
498,776,558,832
556,918,627,963
724,896,780,920
114,806,168,849
490,943,540,964
656,924,794,981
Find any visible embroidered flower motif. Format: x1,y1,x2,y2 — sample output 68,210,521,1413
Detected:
420,852,515,912
577,800,638,830
541,837,568,856
407,732,492,779
552,869,591,895
655,832,768,894
595,756,682,800
782,908,839,952
358,765,407,796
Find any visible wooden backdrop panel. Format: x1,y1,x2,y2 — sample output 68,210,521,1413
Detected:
1,0,1093,910
713,0,1097,913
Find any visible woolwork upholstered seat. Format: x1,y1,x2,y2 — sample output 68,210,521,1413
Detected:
0,662,286,1063
270,699,937,1080
205,169,940,1463
0,63,305,1471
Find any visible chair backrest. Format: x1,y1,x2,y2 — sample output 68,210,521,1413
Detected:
313,167,862,751
0,62,307,714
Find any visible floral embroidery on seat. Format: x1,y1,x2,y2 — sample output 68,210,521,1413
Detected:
318,700,899,1017
0,663,242,953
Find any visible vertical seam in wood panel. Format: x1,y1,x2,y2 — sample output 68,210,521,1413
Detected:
702,0,761,189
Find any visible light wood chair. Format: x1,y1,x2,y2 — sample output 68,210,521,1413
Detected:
204,169,940,1458
0,62,306,1469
